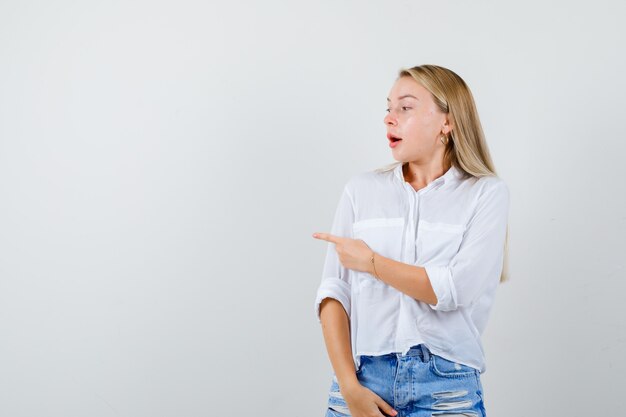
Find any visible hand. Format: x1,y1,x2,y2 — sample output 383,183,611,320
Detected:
312,232,374,274
342,382,398,417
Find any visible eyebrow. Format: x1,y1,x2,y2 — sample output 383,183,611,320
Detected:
387,94,418,102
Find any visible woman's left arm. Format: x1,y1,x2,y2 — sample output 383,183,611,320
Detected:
373,179,510,310
369,254,439,305
315,178,510,311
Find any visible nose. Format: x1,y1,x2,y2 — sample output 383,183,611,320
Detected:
384,110,397,126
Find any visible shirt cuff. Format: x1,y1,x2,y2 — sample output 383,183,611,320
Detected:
314,278,351,323
424,264,458,311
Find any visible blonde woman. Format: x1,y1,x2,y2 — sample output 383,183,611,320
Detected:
312,65,510,417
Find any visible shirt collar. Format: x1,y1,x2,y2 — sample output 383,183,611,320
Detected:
393,162,464,186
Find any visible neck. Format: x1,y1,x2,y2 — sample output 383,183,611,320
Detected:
403,160,451,186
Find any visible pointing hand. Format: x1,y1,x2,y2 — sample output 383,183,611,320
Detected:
312,232,375,274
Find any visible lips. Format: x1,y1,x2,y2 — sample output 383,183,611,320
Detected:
387,133,403,142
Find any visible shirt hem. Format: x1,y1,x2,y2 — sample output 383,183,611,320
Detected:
352,344,485,373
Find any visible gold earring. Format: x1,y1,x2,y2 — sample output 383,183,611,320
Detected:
440,134,449,145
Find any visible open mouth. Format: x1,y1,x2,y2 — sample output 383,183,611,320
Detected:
388,134,403,142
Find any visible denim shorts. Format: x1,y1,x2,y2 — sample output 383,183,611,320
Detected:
325,344,486,417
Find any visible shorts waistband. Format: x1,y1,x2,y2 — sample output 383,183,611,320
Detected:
401,344,431,361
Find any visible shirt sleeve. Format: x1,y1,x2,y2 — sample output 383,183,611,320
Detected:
314,184,355,323
425,178,510,312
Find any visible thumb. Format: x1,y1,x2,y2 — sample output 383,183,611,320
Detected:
375,397,398,416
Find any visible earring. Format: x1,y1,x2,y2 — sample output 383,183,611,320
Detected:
440,134,449,145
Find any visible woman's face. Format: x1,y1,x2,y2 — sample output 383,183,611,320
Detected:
384,76,450,163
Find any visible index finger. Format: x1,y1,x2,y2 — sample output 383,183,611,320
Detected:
312,232,343,244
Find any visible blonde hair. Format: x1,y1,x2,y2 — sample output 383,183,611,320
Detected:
376,64,510,283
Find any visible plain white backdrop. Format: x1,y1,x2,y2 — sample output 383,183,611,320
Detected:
1,1,625,416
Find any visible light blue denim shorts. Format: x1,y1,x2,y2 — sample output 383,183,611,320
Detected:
326,344,486,417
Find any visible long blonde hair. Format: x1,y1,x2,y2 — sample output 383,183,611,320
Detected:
376,64,510,283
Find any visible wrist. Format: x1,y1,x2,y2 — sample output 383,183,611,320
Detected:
369,251,380,279
338,374,361,393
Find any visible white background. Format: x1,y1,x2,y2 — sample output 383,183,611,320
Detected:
1,1,624,416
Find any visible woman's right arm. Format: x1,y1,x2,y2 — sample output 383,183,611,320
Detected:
319,297,359,389
315,184,398,417
319,298,398,417
316,186,360,388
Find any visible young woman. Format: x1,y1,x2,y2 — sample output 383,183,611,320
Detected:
312,65,510,417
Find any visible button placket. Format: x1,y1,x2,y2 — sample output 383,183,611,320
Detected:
413,191,420,264
402,183,417,265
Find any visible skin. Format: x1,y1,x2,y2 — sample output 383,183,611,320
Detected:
312,76,454,417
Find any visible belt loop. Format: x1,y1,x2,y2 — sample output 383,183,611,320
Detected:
420,344,430,363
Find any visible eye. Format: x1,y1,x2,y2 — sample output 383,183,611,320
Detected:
402,106,411,111
385,108,390,113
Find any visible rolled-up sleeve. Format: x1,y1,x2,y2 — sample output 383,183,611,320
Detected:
314,184,355,323
425,179,510,312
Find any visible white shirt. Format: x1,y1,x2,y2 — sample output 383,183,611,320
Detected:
314,162,510,374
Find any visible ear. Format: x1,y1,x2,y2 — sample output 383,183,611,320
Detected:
442,117,453,135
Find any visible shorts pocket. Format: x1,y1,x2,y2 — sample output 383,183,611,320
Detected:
430,354,477,379
355,355,369,376
327,377,351,416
